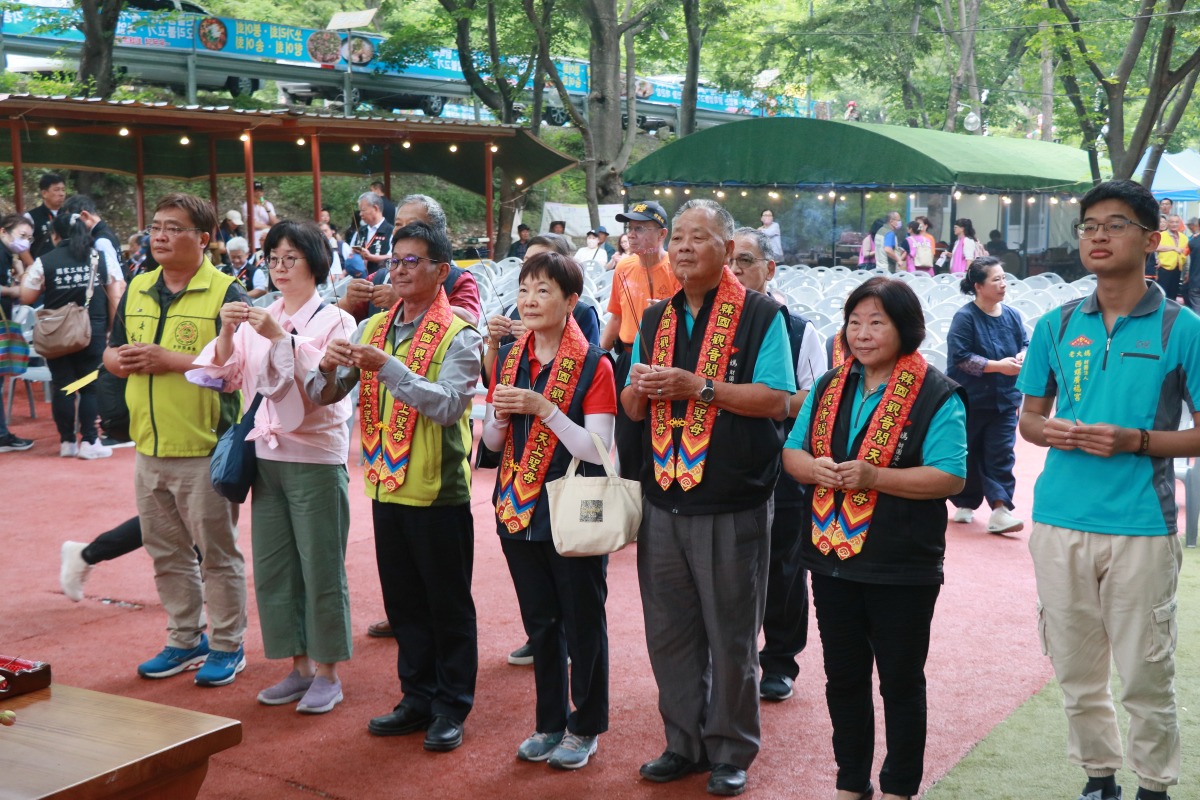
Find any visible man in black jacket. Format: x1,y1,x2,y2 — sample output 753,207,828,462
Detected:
26,172,66,259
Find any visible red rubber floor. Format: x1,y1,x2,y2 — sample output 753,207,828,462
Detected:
1,396,1055,799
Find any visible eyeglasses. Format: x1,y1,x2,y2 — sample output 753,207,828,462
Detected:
267,254,306,271
627,225,661,236
730,254,767,268
1074,218,1152,239
385,255,438,270
144,224,202,238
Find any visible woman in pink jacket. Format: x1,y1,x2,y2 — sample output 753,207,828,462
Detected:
194,220,356,715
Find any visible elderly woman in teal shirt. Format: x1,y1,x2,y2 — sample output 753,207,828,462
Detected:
783,277,967,800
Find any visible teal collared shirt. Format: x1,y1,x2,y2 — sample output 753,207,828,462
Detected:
627,304,796,394
1018,281,1200,535
786,362,967,478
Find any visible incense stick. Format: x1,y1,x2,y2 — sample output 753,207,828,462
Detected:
1046,318,1080,425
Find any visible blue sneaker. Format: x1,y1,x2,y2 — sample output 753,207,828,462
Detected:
194,645,246,687
137,634,209,679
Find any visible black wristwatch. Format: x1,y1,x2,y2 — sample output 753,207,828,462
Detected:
699,378,715,403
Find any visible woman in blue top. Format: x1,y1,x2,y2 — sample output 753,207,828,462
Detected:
946,256,1029,534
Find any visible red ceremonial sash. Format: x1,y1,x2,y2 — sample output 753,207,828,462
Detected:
830,329,847,368
649,266,746,491
495,317,590,532
360,287,455,491
809,352,927,560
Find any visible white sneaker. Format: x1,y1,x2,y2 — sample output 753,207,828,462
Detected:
987,507,1024,534
59,442,78,458
60,541,92,601
77,440,113,460
952,507,974,524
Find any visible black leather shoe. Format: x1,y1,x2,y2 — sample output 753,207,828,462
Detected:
639,750,709,783
367,705,432,736
423,715,464,752
707,764,747,796
759,673,794,702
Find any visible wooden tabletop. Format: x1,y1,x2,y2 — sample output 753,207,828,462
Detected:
0,684,241,800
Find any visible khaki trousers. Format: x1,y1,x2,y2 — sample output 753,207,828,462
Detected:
135,454,246,653
1029,524,1181,792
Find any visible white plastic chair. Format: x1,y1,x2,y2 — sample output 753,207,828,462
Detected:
924,283,961,307
1045,283,1080,303
812,295,846,318
926,316,955,340
1009,297,1045,320
801,309,836,330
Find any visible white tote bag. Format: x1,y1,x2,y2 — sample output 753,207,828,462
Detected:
546,432,642,557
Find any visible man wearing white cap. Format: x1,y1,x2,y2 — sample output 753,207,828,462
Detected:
216,210,245,266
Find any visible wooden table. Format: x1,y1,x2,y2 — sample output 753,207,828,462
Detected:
0,685,241,800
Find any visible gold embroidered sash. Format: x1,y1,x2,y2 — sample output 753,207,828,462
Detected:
649,266,746,490
810,352,927,559
495,317,590,532
360,287,455,491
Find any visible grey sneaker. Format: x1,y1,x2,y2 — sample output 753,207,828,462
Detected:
517,730,564,762
257,670,314,705
297,676,343,714
60,541,91,602
548,732,598,770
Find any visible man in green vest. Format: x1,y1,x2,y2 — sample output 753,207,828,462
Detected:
310,221,483,752
104,192,248,688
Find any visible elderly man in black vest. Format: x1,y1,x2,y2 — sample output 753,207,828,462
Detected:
621,199,795,797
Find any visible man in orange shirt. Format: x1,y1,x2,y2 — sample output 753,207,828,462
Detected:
601,200,679,478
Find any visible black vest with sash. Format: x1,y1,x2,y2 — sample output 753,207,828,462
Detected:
801,364,964,585
491,343,609,542
639,288,786,516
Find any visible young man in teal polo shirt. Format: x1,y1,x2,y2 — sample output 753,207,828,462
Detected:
1018,180,1200,800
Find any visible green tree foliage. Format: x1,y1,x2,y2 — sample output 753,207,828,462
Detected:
1045,0,1200,182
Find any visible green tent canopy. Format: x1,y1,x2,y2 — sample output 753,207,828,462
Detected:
624,117,1100,194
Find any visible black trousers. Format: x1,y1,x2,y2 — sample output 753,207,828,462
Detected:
1157,266,1182,301
949,404,1018,511
83,517,142,564
612,345,643,481
500,537,609,736
47,339,104,444
759,501,808,680
372,501,478,723
811,572,940,798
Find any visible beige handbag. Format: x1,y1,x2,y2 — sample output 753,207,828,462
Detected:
546,432,642,557
32,250,98,359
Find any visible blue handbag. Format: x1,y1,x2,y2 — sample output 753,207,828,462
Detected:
209,393,264,503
